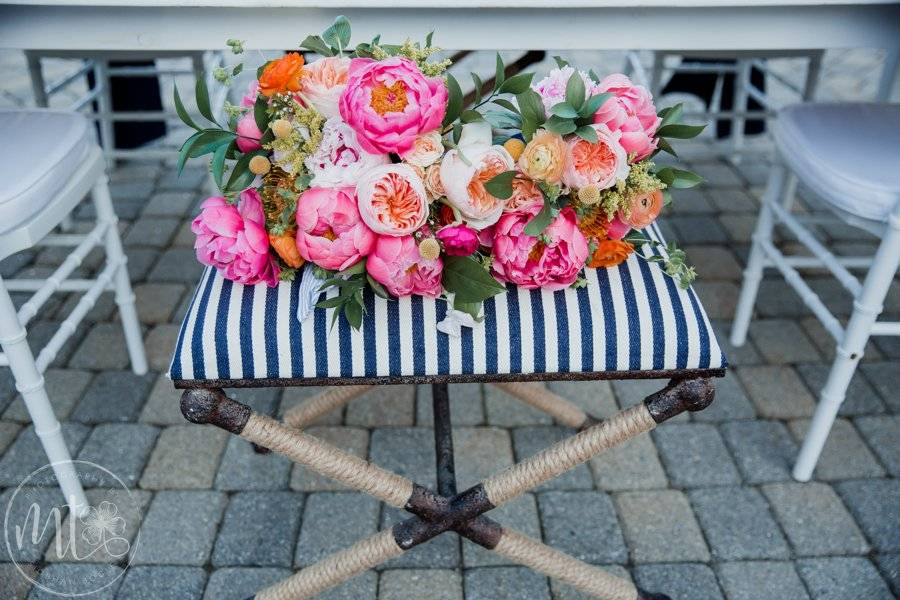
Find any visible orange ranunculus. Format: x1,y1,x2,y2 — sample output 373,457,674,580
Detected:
268,231,305,268
624,188,664,229
259,53,305,97
588,239,634,268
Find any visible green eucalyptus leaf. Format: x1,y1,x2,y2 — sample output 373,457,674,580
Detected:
498,72,534,95
492,98,520,114
441,255,506,304
177,131,203,173
195,71,216,125
574,125,598,143
655,137,677,157
523,201,555,236
173,85,201,130
211,141,231,189
550,102,579,119
580,92,613,119
552,55,570,69
425,31,435,48
231,63,243,77
588,69,601,84
442,73,464,127
188,129,236,158
366,275,391,299
494,53,506,90
656,123,706,139
545,115,576,135
453,298,485,322
658,102,683,128
565,71,586,109
343,299,363,330
322,15,351,52
484,170,517,200
253,95,269,132
224,150,264,192
655,167,704,189
299,35,334,57
471,72,484,104
516,89,546,125
482,109,521,130
460,109,484,123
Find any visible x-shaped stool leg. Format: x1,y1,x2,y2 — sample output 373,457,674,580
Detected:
181,377,714,600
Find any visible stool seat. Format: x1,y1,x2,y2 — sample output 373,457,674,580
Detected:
775,103,900,224
0,109,92,234
170,224,725,385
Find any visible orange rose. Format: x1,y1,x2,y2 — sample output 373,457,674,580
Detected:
259,53,305,97
588,239,633,268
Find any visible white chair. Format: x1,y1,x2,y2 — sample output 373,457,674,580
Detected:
0,109,147,516
730,103,900,481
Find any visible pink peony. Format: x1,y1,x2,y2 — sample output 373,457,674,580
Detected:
592,74,660,162
235,113,262,152
338,57,448,155
240,80,259,108
561,123,629,190
192,190,280,287
606,214,631,240
366,235,443,297
531,66,599,115
305,117,390,188
299,56,351,119
492,204,589,291
436,224,479,256
295,186,377,271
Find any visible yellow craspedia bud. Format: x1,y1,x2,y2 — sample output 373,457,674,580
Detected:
578,185,601,206
271,119,293,139
249,155,271,175
418,237,441,261
503,138,526,162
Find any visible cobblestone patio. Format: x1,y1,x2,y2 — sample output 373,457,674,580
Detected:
0,49,898,599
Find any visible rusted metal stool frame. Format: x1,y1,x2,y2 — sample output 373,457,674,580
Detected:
179,370,721,600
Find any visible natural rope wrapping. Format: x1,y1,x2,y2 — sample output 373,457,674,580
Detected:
484,403,655,506
283,385,374,429
242,413,413,507
255,529,402,600
495,528,637,600
491,382,589,428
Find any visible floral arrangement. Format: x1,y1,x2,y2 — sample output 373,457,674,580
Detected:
177,17,705,329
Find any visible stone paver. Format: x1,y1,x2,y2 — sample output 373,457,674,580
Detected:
278,386,342,426
416,382,484,425
368,427,436,488
688,487,790,561
28,563,122,599
217,437,292,491
144,324,181,372
737,366,816,419
69,323,134,371
0,487,71,562
202,567,292,600
860,362,900,413
0,420,19,454
484,383,554,426
796,364,884,416
140,374,189,425
76,423,159,487
70,371,155,424
762,482,870,557
2,369,92,422
720,420,797,484
463,494,541,568
787,418,885,481
855,415,900,476
139,425,227,489
690,371,756,422
652,423,741,488
132,283,186,325
538,491,628,564
453,426,515,489
835,479,900,553
212,491,303,567
345,385,415,427
0,423,89,487
116,566,207,600
131,490,227,565
295,492,379,567
616,490,710,563
716,561,810,600
749,319,821,364
464,566,551,600
633,563,723,600
379,569,463,600
590,433,668,491
797,557,893,600
875,553,900,597
0,562,34,599
547,380,619,420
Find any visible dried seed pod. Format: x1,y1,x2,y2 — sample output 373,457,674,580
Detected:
249,155,271,175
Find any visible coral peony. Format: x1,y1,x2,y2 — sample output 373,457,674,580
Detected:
339,57,447,155
531,66,599,115
304,117,389,188
518,129,566,184
440,122,515,230
400,130,444,167
299,56,351,119
592,74,661,162
588,239,634,268
366,235,443,297
623,188,663,229
295,186,376,271
192,190,280,286
356,164,429,236
504,177,544,213
491,204,589,291
562,123,629,190
436,224,479,256
235,113,263,153
258,52,305,97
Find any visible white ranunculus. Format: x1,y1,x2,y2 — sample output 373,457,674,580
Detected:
439,122,515,230
304,117,390,188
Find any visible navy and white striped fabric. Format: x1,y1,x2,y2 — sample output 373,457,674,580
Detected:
170,223,725,383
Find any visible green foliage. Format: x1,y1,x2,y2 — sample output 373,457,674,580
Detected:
317,261,369,330
443,73,464,127
624,231,697,289
441,255,506,304
655,167,704,189
484,170,517,199
322,15,352,53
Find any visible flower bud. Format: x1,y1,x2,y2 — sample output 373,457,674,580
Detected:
503,138,526,161
249,155,271,175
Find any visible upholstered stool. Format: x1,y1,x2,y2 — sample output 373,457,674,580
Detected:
0,109,147,516
172,223,726,600
731,103,900,481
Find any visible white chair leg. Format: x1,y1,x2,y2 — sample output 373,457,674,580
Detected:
0,277,89,517
93,60,116,170
649,52,665,99
793,204,900,481
731,59,752,163
730,162,788,347
92,175,148,375
803,51,823,102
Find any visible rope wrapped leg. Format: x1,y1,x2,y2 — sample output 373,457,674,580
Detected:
490,382,598,429
254,530,403,600
282,385,374,429
494,528,638,600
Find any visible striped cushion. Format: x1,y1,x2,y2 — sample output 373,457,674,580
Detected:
170,223,725,384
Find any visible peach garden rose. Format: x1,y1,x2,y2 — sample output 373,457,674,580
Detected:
356,163,429,236
299,56,351,119
562,123,629,191
400,130,444,168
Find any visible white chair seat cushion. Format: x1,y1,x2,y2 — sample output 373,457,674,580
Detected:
775,103,900,223
0,109,92,234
